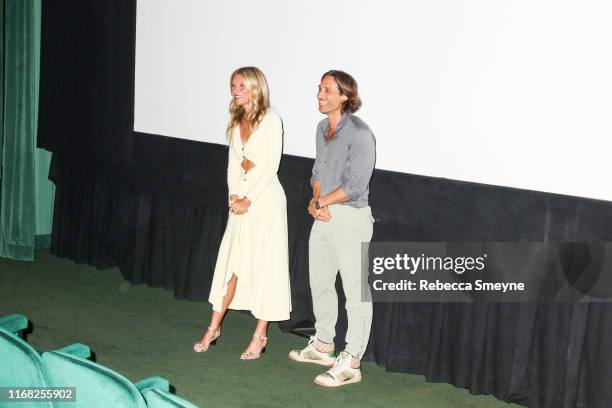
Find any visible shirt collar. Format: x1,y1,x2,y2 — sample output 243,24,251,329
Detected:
323,112,352,140
337,112,352,132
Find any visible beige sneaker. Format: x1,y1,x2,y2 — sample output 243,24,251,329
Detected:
313,351,362,387
288,336,336,366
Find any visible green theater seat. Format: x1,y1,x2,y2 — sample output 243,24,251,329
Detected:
0,314,51,408
0,314,90,408
143,388,199,408
0,313,28,334
0,315,193,408
42,350,170,408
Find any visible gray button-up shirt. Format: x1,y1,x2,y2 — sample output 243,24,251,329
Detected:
310,113,376,208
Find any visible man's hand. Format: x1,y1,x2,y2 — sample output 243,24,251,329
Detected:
308,197,320,219
231,197,250,215
229,194,239,206
317,207,332,222
308,198,332,221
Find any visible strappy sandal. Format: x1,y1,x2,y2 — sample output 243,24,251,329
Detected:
193,326,221,353
240,334,268,360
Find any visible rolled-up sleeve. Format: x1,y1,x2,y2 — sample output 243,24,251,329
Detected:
310,124,323,186
242,113,283,203
227,135,240,197
340,130,376,200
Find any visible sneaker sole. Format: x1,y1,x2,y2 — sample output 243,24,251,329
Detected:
288,352,335,367
313,375,362,387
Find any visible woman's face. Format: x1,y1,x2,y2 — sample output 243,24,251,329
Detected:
231,74,251,107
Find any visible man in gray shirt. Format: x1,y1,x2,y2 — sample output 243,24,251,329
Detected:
289,70,376,387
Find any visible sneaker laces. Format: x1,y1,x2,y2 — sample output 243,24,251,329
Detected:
298,336,317,356
328,351,353,376
307,336,317,347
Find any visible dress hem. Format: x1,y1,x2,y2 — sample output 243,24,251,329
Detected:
210,302,291,322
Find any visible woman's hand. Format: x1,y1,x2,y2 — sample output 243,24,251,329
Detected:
229,194,239,207
230,197,251,215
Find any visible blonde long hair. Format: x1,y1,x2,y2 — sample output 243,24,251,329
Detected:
226,67,270,140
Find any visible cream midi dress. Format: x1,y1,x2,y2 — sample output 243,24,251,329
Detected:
208,110,291,321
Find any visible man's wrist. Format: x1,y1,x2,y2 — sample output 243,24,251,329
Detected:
317,196,328,208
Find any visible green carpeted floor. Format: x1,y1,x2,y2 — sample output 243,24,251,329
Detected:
0,252,518,408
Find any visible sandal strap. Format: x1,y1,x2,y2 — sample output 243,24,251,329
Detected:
253,334,268,340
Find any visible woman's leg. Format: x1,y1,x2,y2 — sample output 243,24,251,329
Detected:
241,319,269,358
196,273,238,347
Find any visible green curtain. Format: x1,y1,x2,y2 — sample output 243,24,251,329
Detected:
0,0,54,261
0,1,4,175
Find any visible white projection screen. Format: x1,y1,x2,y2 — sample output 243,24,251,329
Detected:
135,0,612,202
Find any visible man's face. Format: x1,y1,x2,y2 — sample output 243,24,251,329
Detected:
317,76,347,115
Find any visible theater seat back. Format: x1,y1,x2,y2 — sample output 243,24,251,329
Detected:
0,328,51,386
42,350,148,408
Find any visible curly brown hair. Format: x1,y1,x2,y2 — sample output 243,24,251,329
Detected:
321,70,362,113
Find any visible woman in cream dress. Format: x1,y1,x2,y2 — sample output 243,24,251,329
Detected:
193,67,291,359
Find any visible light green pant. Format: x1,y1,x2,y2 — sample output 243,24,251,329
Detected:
308,204,374,359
